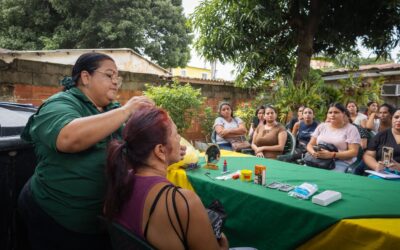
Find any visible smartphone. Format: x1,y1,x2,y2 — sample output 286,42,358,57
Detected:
266,182,283,189
382,146,394,167
313,145,321,152
278,184,294,192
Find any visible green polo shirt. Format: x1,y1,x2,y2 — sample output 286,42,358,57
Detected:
22,87,122,234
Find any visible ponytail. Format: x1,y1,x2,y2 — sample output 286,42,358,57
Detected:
104,140,133,219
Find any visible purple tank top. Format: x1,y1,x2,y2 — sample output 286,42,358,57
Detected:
115,174,170,238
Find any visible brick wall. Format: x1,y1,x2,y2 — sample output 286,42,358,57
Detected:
0,59,254,141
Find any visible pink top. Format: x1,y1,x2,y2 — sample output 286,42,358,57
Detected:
312,123,361,163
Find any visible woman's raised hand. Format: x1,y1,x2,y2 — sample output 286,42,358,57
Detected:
122,96,155,117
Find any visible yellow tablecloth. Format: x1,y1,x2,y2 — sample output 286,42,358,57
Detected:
298,218,400,249
166,150,245,191
167,150,400,249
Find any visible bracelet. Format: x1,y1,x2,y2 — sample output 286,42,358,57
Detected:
332,152,336,159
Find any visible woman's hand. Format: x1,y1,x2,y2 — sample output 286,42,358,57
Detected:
256,152,264,158
179,144,187,160
387,160,400,172
122,96,155,117
315,149,335,159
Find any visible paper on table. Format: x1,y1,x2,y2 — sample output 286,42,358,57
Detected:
365,170,400,179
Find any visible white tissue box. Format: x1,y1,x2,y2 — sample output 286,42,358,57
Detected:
312,190,342,206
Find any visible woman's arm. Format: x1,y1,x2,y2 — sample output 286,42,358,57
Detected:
180,190,229,250
215,123,247,138
360,118,367,128
307,137,319,157
251,129,264,157
56,96,154,153
258,130,287,153
363,150,384,171
365,113,377,130
292,121,300,136
317,143,359,160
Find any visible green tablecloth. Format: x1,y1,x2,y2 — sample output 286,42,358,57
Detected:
186,156,400,250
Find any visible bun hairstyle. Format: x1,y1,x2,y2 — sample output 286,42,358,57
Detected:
218,102,234,118
60,52,114,91
104,107,172,219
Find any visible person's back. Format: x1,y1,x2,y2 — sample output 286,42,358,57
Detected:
105,107,228,250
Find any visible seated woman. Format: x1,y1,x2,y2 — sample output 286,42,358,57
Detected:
365,101,380,133
248,105,265,143
377,103,395,132
307,103,361,172
346,101,367,127
104,107,229,250
292,107,318,146
344,110,369,149
363,108,400,173
213,102,247,150
287,105,304,132
251,105,287,159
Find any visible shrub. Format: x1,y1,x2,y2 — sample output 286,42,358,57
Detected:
144,81,204,134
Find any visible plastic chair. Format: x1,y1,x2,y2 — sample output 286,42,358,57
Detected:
211,130,217,144
98,216,155,250
345,145,364,175
276,130,296,161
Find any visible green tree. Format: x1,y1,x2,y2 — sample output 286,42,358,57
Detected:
144,81,204,134
0,0,192,68
337,75,384,106
191,0,399,86
198,106,217,142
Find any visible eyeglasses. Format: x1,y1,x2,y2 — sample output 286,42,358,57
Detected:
94,70,123,88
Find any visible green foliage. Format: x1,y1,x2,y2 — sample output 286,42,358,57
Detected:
191,0,399,85
144,81,204,134
0,0,192,68
235,103,255,130
199,106,217,142
337,75,384,106
272,71,330,122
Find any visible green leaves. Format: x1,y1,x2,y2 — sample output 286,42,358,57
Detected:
0,0,192,68
191,0,400,86
144,81,204,134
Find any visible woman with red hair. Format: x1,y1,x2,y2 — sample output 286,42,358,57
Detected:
104,107,229,250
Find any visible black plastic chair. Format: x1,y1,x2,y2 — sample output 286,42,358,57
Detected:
109,222,155,250
276,130,296,162
345,145,365,175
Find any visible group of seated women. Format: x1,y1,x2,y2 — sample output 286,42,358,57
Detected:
212,100,400,176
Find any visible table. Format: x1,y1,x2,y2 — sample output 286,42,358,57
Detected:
185,155,400,249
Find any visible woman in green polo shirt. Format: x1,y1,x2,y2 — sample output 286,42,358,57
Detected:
18,52,154,250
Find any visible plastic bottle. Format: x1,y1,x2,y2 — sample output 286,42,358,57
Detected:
223,159,228,173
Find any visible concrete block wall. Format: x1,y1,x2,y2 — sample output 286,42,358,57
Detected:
0,59,254,141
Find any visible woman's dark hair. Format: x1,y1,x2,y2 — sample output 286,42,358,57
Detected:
367,101,378,107
218,102,234,118
329,102,347,113
253,105,265,127
344,109,353,124
104,107,172,219
380,103,396,116
60,52,114,91
264,105,277,113
346,101,358,113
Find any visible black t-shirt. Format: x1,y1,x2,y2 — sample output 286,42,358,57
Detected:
367,129,400,162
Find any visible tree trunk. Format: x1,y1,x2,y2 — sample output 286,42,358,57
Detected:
293,0,322,85
293,31,313,84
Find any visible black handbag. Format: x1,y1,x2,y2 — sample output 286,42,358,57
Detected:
206,200,226,239
303,142,338,170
